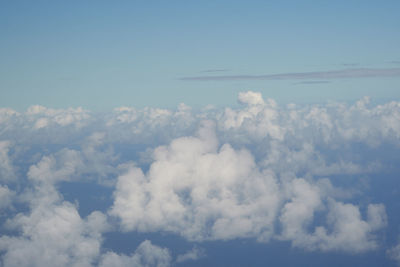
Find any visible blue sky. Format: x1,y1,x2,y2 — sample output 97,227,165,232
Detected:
1,2,400,267
1,1,400,110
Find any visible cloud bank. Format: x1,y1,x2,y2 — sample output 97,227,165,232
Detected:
0,91,399,266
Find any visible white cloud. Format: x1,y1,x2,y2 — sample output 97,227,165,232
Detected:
26,105,90,129
27,149,84,184
0,91,399,265
388,242,400,264
110,121,280,242
109,120,387,252
0,141,15,182
238,91,265,106
99,240,171,267
0,199,108,267
0,108,19,124
176,246,205,263
0,148,110,267
0,185,14,210
279,180,387,253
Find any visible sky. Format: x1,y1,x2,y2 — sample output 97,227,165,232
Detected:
1,1,400,110
1,1,400,267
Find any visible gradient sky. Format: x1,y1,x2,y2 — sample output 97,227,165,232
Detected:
1,0,400,110
2,3,400,266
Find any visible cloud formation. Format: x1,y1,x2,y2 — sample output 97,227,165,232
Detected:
109,122,387,252
0,91,400,266
110,121,280,242
100,240,172,267
176,246,205,263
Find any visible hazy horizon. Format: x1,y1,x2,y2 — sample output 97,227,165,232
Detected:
1,1,400,267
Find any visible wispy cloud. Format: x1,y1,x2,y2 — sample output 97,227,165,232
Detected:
341,63,360,67
181,68,400,81
294,80,331,85
200,69,230,73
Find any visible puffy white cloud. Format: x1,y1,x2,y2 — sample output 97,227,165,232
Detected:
279,178,387,252
176,246,205,263
388,242,400,264
0,196,108,267
238,91,265,106
26,105,90,129
0,141,15,182
0,147,110,267
279,178,323,242
25,131,118,187
0,185,14,210
99,240,171,267
27,149,84,184
0,108,19,125
110,121,280,242
221,92,283,141
109,120,387,252
0,91,399,265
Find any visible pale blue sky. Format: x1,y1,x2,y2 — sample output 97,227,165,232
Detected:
1,0,400,110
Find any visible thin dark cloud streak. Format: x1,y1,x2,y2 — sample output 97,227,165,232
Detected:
341,63,360,67
200,69,230,73
181,68,400,81
294,80,331,85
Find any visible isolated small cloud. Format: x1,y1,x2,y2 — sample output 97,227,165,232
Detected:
387,242,400,264
176,246,205,263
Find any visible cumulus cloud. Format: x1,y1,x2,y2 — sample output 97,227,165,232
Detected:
279,185,387,252
0,185,14,210
0,177,109,267
0,141,112,267
176,246,205,263
110,121,280,242
109,120,387,252
0,141,15,182
0,91,400,265
388,242,400,264
99,240,171,267
26,105,90,129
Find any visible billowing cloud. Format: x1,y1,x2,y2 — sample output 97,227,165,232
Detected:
110,121,280,242
0,172,109,267
279,181,387,252
26,105,90,129
109,122,387,251
0,91,399,265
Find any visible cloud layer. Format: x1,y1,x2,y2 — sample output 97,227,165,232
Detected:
0,91,400,266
